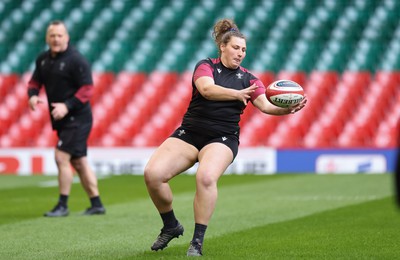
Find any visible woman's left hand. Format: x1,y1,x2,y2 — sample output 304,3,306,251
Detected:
289,95,307,114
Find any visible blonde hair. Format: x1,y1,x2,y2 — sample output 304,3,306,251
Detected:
212,19,245,56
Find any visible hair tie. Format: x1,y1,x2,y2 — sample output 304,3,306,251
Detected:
229,28,237,32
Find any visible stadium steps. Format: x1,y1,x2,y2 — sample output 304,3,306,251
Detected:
0,73,40,147
0,0,399,148
131,72,191,147
96,72,177,146
0,69,398,148
121,0,180,73
154,0,217,72
281,0,347,72
0,0,83,74
90,72,147,146
338,71,400,147
250,1,310,73
76,1,129,65
303,71,371,148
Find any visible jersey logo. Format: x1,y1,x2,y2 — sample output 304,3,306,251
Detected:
41,60,46,66
59,62,65,71
222,136,227,141
178,129,186,136
236,73,243,79
217,68,222,73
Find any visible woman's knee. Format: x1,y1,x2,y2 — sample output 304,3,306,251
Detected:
196,172,217,189
144,164,171,188
144,164,160,186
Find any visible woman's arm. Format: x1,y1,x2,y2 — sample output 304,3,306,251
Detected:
195,76,258,105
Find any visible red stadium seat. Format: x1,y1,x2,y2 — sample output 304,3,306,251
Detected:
284,109,311,138
0,74,19,102
375,71,400,86
305,71,338,105
239,102,257,129
89,72,148,145
341,72,369,95
91,72,115,105
17,114,40,146
0,135,13,147
0,105,13,136
126,72,189,147
336,70,399,148
117,72,147,95
253,71,275,86
240,113,280,146
3,94,20,117
304,129,336,148
34,123,58,147
4,124,25,147
266,123,303,147
99,134,119,147
373,122,398,148
89,105,109,145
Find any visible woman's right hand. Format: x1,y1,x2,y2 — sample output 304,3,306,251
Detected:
238,84,258,105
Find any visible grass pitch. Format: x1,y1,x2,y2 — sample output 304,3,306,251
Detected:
0,173,399,259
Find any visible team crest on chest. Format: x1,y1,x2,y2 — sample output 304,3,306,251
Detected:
236,72,243,79
59,62,65,71
178,129,186,136
217,68,222,73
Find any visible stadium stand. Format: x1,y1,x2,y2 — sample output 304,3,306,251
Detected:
0,0,399,148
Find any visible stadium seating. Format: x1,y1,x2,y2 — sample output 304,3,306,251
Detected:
0,0,399,148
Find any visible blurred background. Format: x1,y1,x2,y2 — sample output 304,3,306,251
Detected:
0,0,398,161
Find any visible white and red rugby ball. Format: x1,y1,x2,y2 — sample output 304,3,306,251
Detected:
266,80,304,108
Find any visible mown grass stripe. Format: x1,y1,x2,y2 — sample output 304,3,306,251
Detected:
0,174,394,259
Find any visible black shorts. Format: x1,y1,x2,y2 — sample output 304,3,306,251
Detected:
170,126,239,160
56,120,92,159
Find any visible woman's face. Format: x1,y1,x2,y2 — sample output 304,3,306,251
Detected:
220,36,246,69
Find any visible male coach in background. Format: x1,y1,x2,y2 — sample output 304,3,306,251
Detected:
27,20,105,217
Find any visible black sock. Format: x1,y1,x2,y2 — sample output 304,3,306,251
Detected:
58,194,68,207
192,223,207,245
160,210,178,229
90,196,103,208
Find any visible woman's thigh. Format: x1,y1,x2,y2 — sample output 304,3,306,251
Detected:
145,137,199,180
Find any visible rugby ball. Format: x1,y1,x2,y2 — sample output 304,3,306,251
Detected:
266,80,304,108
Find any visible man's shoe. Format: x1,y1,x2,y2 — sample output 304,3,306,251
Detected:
187,240,203,256
83,206,106,215
151,222,184,251
44,204,69,217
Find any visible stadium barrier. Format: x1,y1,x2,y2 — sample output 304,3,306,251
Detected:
0,148,396,175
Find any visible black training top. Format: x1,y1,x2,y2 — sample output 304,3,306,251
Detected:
28,45,93,130
182,58,265,136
